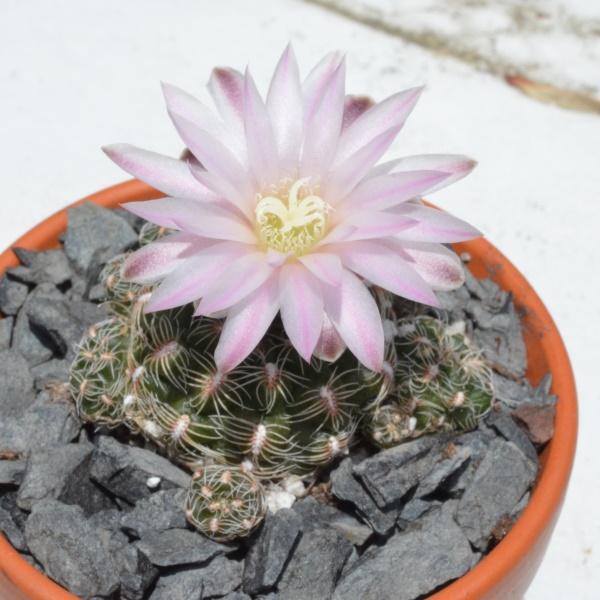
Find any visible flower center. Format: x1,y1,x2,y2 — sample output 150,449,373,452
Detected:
255,177,330,256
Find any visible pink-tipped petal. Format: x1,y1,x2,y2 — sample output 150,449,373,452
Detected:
302,51,344,124
370,154,477,194
266,44,303,173
322,269,384,371
300,59,346,178
391,204,482,242
324,125,402,203
207,67,245,141
214,274,280,372
144,242,253,312
123,197,207,230
390,241,465,291
103,144,218,202
298,253,344,286
162,82,246,165
279,263,324,361
168,113,255,207
342,95,375,130
333,86,423,168
338,212,417,242
313,313,346,362
195,252,273,315
121,231,207,284
244,68,280,186
340,170,451,214
331,240,440,306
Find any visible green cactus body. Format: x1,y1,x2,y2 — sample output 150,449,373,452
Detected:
363,315,494,449
70,223,494,539
185,465,266,542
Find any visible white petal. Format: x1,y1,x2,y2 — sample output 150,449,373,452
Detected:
279,263,324,361
103,144,218,201
321,269,384,371
207,67,245,142
214,274,280,372
298,253,344,286
266,44,303,174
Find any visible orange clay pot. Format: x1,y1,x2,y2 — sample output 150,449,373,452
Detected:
0,180,577,600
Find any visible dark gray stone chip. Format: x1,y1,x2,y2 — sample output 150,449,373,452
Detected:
9,248,72,286
0,275,29,316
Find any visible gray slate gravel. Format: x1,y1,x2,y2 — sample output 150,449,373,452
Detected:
25,501,120,599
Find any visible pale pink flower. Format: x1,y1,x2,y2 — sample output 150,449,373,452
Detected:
103,45,481,373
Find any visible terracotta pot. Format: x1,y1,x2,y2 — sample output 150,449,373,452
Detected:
0,180,577,600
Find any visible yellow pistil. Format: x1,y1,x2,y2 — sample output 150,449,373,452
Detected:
255,177,330,256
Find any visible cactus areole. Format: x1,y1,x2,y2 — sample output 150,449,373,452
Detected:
72,46,491,541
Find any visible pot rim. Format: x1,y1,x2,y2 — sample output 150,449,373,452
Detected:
0,179,577,600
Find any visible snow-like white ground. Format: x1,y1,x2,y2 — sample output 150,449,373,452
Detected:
1,1,599,598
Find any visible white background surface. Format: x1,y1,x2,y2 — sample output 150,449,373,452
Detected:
1,1,599,598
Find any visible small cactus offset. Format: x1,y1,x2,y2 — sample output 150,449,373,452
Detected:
185,465,266,542
363,315,494,449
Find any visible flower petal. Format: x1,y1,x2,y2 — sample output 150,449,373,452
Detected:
121,231,208,284
279,263,324,362
207,67,245,141
328,211,417,242
389,240,465,291
324,125,402,203
330,240,440,306
298,253,344,286
244,68,279,186
391,204,482,242
167,112,255,207
342,95,374,130
162,82,246,165
266,44,303,174
300,58,346,179
340,170,451,214
123,197,206,230
370,154,477,194
195,252,273,315
313,313,346,362
103,144,217,201
214,274,280,372
302,51,344,124
145,241,253,312
333,86,423,168
322,269,384,371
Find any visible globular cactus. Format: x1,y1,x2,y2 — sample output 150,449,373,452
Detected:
70,223,494,539
184,465,266,542
363,315,494,449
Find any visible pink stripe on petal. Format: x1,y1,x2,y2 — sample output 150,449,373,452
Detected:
324,125,402,204
298,253,343,286
195,252,273,315
145,241,254,312
342,95,375,130
369,154,477,194
244,68,280,186
214,274,280,372
391,241,465,291
322,269,384,372
103,144,218,201
121,231,207,284
266,44,303,173
162,82,246,165
341,170,450,213
333,86,423,168
279,263,324,361
391,204,482,242
331,240,440,306
313,313,346,362
207,67,245,141
300,59,346,179
171,209,256,245
339,212,417,242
